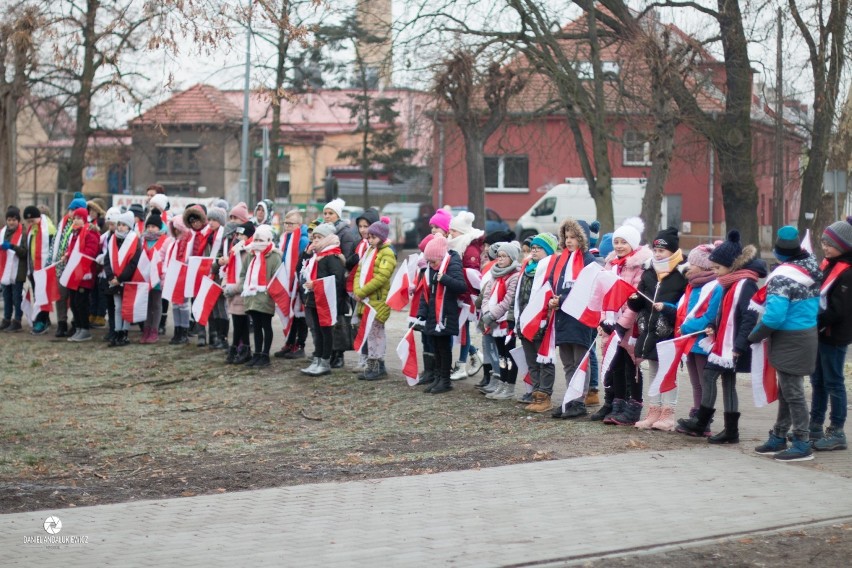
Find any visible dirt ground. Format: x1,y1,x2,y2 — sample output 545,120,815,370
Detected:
3,329,852,564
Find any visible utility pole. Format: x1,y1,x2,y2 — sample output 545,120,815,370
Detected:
772,8,785,234
239,3,252,205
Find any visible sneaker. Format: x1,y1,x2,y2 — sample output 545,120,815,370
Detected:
274,345,293,359
517,392,534,404
31,321,48,335
0,319,10,331
450,362,468,381
490,384,516,400
466,351,483,376
68,329,92,342
754,431,788,455
5,320,22,333
485,383,508,399
284,347,305,359
775,438,815,462
814,427,847,451
560,401,588,419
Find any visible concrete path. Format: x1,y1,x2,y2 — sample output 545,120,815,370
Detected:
4,446,852,567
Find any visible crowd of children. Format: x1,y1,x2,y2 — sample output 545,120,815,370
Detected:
2,189,851,462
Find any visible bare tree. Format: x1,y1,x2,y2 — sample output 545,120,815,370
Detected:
434,49,525,230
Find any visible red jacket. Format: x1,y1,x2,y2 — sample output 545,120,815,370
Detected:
66,224,101,290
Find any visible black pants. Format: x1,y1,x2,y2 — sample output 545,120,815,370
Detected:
432,334,453,380
285,317,308,348
306,306,333,360
495,333,518,384
248,310,273,355
69,289,91,330
232,314,251,347
604,345,643,402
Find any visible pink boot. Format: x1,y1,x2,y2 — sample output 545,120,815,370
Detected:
634,405,662,429
652,406,676,431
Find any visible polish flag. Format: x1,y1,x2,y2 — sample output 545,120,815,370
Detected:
59,248,95,290
191,276,223,327
353,302,376,352
184,256,214,298
162,260,187,304
313,275,338,326
33,263,60,308
561,262,604,327
648,335,697,397
750,340,778,407
121,282,150,324
601,274,638,312
599,331,622,378
396,327,419,386
562,349,592,410
801,229,813,254
21,285,34,324
509,345,529,380
267,262,293,316
386,258,411,311
519,283,554,342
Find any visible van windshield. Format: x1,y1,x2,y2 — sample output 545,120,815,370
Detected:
533,197,556,216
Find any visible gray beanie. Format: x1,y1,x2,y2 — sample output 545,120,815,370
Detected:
313,222,336,238
498,241,521,262
206,206,227,226
823,217,852,253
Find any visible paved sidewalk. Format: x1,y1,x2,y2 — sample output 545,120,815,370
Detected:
5,446,852,567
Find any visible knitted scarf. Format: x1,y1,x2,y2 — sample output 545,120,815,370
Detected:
242,242,274,296
0,223,23,285
109,231,139,281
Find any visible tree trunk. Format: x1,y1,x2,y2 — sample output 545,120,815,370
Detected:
716,133,760,246
641,115,677,243
67,0,100,195
0,92,17,208
463,132,486,231
267,0,290,201
797,104,833,230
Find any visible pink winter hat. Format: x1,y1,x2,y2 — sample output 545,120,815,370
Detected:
418,233,435,253
687,243,715,270
229,202,251,224
424,235,449,261
429,209,452,233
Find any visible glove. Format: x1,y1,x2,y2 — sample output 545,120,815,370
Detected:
481,313,496,329
599,322,614,335
409,318,425,332
614,323,628,338
0,242,10,250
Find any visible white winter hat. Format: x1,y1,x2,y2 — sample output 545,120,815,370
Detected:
612,217,644,251
323,198,345,219
254,225,274,243
116,211,135,231
450,211,475,235
105,206,122,224
149,193,169,213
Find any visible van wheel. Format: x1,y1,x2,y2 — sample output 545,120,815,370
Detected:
520,230,537,243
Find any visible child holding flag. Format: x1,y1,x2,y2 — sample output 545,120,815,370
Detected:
139,211,169,344
23,205,55,335
221,222,255,364
273,209,311,360
63,207,100,342
677,230,766,442
165,215,191,345
1,206,28,332
301,223,346,376
239,225,282,368
593,217,651,422
626,227,687,429
103,212,142,347
808,218,852,451
417,235,468,394
353,218,397,380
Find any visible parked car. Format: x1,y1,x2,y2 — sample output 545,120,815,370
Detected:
449,206,512,236
381,202,435,248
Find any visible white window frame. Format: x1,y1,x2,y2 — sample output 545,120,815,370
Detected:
623,130,651,166
485,155,529,193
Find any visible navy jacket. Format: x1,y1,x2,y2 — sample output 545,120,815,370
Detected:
418,251,467,337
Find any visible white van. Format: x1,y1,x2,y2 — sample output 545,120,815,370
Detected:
514,178,647,240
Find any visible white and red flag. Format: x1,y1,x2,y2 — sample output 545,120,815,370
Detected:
801,229,813,254
519,283,554,342
598,331,622,379
750,340,778,407
21,285,34,324
184,256,214,298
162,260,187,304
191,276,222,327
601,274,638,312
353,302,376,352
268,262,294,316
121,282,150,324
59,247,95,290
561,262,604,326
562,348,592,410
396,327,419,386
33,264,60,308
648,334,697,397
509,345,529,380
386,258,411,311
313,275,338,326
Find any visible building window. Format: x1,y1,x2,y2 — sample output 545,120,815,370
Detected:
573,61,620,81
155,145,201,175
485,155,529,193
623,130,651,166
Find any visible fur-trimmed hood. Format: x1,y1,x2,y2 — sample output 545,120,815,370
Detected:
183,206,208,227
731,244,757,272
559,218,589,252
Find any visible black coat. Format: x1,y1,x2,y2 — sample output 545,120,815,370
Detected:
304,254,346,311
818,251,852,346
627,262,688,361
103,235,142,285
418,251,467,337
546,250,597,347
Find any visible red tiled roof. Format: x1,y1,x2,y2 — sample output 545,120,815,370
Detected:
130,84,243,126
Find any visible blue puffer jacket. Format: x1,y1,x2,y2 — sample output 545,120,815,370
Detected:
753,254,821,333
679,279,724,355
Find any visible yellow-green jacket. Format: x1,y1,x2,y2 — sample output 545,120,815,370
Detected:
354,243,397,323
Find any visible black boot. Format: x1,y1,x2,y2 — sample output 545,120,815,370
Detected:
55,321,69,338
215,319,229,349
429,374,453,394
708,412,740,444
475,363,492,388
330,351,344,369
169,327,185,345
590,403,613,421
225,345,238,364
158,314,167,336
416,353,436,386
233,344,252,364
676,405,716,437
